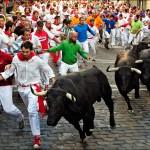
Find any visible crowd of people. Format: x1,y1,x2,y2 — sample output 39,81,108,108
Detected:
0,0,150,149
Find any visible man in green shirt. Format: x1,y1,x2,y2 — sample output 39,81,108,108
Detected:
47,32,90,75
128,15,142,45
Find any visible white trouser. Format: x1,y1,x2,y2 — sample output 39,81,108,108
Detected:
110,28,116,46
115,28,121,45
121,29,129,47
116,28,128,46
88,38,96,58
78,40,89,53
103,30,110,39
59,61,79,76
18,86,40,136
38,52,49,64
128,31,143,45
0,86,23,122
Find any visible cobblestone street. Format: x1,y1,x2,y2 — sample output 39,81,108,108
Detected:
0,45,150,150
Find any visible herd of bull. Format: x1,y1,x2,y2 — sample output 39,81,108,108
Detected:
31,37,150,142
107,37,150,112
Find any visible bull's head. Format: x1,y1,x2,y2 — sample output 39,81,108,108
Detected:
135,59,150,85
30,86,76,126
106,65,141,91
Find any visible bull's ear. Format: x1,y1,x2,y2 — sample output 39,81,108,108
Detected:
66,93,76,102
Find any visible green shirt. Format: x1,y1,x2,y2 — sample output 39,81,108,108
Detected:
48,40,88,65
130,20,142,34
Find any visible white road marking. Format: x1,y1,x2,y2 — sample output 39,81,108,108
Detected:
110,84,147,91
94,59,115,64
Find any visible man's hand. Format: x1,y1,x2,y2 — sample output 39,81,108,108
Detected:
50,77,56,85
0,74,4,81
4,64,11,70
87,54,96,62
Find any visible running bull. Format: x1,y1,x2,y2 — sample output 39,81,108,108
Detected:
31,66,116,141
135,48,150,93
107,51,141,112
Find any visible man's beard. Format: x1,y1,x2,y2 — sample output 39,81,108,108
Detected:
70,39,76,44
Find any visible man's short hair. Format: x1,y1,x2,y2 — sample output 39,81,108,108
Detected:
22,28,31,35
37,20,44,27
0,14,6,21
21,41,33,50
5,21,14,30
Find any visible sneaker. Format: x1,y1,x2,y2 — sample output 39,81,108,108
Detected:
18,118,25,129
33,136,41,149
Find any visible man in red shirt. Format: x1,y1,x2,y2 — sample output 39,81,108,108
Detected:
34,21,50,64
0,49,24,129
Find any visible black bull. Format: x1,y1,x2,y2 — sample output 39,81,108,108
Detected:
31,66,116,141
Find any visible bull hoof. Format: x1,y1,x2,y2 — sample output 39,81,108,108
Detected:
86,130,92,136
110,125,116,129
81,137,86,143
110,119,116,128
128,109,134,113
135,95,140,99
80,133,86,143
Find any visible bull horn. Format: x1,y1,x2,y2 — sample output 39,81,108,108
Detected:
30,85,47,96
140,41,150,44
131,68,141,74
106,65,119,72
135,60,143,64
43,100,49,111
66,93,76,102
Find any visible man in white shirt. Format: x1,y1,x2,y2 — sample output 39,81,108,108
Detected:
0,15,10,52
87,18,99,60
0,41,55,149
43,7,56,24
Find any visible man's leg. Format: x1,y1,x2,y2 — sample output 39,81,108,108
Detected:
110,28,116,46
69,63,79,73
19,88,41,149
88,39,96,60
0,86,24,129
59,61,69,76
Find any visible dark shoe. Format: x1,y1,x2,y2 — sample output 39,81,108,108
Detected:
33,136,41,149
98,39,102,43
0,105,3,114
105,44,109,49
18,119,25,129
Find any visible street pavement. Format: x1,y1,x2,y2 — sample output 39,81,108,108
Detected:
0,44,150,150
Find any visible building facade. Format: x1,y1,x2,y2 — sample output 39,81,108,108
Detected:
112,0,150,10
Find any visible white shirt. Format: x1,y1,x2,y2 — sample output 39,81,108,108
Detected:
1,55,55,86
43,14,56,23
31,33,42,50
0,28,9,51
87,25,98,41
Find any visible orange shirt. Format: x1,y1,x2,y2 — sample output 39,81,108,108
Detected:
71,17,80,26
94,16,104,29
86,16,93,25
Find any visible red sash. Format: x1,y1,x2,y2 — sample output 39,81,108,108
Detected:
34,84,47,118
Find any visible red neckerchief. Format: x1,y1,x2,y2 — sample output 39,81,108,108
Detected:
25,13,31,16
32,15,38,21
89,23,94,27
17,51,35,61
5,30,12,37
